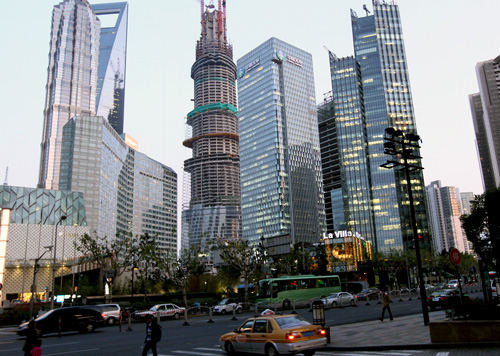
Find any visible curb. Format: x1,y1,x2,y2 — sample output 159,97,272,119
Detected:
322,341,500,351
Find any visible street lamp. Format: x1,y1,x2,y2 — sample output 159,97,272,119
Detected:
29,245,53,319
380,127,429,326
50,215,67,310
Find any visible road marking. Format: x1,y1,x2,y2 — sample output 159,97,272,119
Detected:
436,353,449,356
0,341,81,352
194,347,223,352
45,348,99,355
172,350,222,356
357,352,412,356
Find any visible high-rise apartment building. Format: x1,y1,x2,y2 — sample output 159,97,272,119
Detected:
425,181,470,254
344,1,428,253
470,55,500,192
182,1,241,249
38,0,100,190
460,191,475,216
323,53,376,245
237,38,325,252
60,116,177,253
91,2,128,135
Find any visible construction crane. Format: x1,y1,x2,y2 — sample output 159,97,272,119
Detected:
363,4,371,16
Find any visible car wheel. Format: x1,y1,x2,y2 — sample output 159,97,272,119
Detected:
221,309,227,315
107,317,116,326
225,341,235,355
236,308,242,314
331,302,337,308
282,299,291,310
265,344,279,356
350,300,355,306
303,351,315,356
174,313,180,320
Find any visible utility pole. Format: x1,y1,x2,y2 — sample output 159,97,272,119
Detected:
50,215,67,310
381,127,429,326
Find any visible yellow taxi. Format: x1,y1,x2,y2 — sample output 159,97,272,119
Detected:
220,313,327,356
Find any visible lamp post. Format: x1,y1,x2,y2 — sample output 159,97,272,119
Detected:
50,215,67,310
29,245,53,319
380,127,429,326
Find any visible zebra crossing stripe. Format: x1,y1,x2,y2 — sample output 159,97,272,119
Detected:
171,350,221,356
193,347,224,352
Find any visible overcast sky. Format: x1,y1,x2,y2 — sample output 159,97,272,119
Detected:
1,0,497,202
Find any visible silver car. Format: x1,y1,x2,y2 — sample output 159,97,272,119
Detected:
321,292,357,308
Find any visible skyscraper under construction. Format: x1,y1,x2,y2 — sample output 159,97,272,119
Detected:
182,0,241,250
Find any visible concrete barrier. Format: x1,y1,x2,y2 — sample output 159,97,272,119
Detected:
430,320,500,343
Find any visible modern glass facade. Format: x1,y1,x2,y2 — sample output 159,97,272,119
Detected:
91,2,128,135
325,54,376,246
0,186,88,303
60,116,177,253
350,1,428,253
38,0,100,190
237,38,325,249
182,2,241,250
471,55,500,192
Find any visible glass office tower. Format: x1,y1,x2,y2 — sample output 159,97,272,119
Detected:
38,0,100,190
325,54,376,245
91,2,128,135
182,1,241,249
238,38,325,251
350,1,428,252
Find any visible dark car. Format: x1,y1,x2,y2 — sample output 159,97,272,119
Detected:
426,289,472,311
17,306,104,336
356,288,380,301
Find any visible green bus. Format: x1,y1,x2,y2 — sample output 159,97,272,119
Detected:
256,275,341,308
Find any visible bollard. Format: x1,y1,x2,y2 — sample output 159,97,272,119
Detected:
127,312,132,331
399,290,403,302
254,303,258,315
231,305,237,321
183,308,189,326
208,306,214,323
118,312,122,332
291,301,297,314
376,293,381,305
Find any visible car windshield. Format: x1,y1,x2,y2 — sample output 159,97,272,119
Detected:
35,309,55,321
150,305,159,311
276,315,310,329
218,299,229,305
329,293,339,298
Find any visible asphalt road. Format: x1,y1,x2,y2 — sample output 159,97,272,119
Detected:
0,298,426,355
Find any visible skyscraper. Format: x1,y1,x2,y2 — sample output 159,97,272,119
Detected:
38,0,100,190
237,38,325,252
426,181,470,254
323,53,376,245
470,55,500,192
182,1,241,249
347,1,428,253
91,2,128,135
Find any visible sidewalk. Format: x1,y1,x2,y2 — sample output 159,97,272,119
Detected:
323,310,491,351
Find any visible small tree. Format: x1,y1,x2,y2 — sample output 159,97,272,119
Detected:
172,244,206,307
216,238,264,305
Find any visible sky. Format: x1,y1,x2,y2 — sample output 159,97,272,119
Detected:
1,0,498,204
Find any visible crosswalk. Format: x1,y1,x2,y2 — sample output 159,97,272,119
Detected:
149,346,434,356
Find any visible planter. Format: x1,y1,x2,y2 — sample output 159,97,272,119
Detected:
430,320,500,343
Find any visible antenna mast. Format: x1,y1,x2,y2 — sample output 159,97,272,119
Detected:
3,166,8,186
201,0,205,37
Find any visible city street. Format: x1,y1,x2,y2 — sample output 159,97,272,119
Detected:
0,295,492,356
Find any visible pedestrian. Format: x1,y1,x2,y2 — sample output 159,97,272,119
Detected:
142,315,162,356
380,290,393,322
22,320,40,356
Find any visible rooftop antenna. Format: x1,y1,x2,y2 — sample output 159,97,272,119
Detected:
363,4,371,16
3,166,8,186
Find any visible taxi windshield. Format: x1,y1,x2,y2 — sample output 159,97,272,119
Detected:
276,315,310,329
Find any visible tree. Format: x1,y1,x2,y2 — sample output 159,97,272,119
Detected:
75,233,131,297
216,238,265,305
172,244,206,308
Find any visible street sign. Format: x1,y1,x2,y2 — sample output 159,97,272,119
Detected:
449,247,461,265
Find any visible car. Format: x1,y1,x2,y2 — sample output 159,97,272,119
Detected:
426,289,471,311
356,288,380,301
220,313,327,356
212,298,242,315
17,306,104,336
95,304,121,325
133,303,185,320
320,292,357,308
447,280,459,289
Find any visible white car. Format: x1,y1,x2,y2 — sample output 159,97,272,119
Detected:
134,303,185,320
321,292,357,308
212,298,242,315
447,280,459,289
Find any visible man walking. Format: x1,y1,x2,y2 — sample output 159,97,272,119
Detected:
380,290,393,322
142,315,162,356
